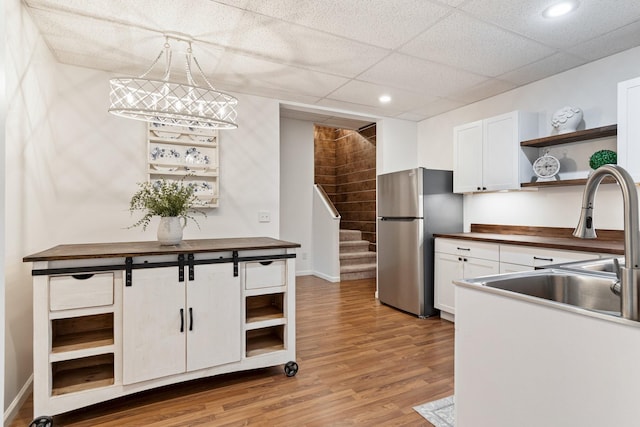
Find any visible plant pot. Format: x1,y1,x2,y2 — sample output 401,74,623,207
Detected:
157,217,186,245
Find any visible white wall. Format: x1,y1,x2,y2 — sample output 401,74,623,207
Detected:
377,118,418,174
418,46,640,230
5,1,281,413
279,117,314,274
0,0,7,417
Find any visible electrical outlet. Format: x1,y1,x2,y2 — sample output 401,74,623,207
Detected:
258,211,271,223
301,252,307,260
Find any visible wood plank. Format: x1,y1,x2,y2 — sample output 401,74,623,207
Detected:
23,237,301,262
521,175,617,188
520,124,617,147
9,277,453,427
469,223,623,241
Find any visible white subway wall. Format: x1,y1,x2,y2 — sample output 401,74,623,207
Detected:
418,46,640,230
279,117,314,275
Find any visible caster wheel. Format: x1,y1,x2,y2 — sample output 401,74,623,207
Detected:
284,361,299,377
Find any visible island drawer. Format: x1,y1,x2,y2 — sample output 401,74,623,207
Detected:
244,260,286,290
49,272,114,311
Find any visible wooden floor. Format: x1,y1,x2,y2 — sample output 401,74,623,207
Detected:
9,276,454,426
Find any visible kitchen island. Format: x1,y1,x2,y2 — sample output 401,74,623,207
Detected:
454,273,640,427
23,237,300,417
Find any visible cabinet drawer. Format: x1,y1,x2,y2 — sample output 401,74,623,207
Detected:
50,273,114,311
435,238,499,261
500,245,599,268
244,261,286,290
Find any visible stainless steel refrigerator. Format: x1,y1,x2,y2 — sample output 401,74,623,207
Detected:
377,168,463,317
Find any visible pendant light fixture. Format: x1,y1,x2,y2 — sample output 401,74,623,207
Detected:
108,33,238,130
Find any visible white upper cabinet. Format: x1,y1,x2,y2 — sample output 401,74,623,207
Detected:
618,76,640,182
453,111,538,193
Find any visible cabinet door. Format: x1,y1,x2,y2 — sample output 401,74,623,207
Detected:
464,257,500,280
434,252,464,314
483,112,518,191
186,263,241,372
123,267,186,384
454,120,484,193
618,76,640,182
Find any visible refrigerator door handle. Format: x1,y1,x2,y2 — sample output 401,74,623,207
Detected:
379,217,419,221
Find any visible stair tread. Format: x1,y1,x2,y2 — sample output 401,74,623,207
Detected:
340,251,376,259
339,240,370,246
340,263,376,273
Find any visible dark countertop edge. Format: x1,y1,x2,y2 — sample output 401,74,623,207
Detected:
433,232,624,255
23,237,301,262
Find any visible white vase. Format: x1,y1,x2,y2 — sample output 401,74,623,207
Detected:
551,106,583,134
157,216,186,245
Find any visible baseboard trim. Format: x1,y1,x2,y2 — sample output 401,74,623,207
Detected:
295,270,313,276
312,271,340,283
4,374,33,425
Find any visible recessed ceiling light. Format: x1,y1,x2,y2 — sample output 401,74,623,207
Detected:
379,95,391,103
542,1,578,18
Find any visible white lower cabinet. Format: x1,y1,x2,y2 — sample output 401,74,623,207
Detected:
435,238,607,321
434,239,500,317
123,263,241,384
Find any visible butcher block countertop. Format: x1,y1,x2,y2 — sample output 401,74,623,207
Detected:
23,237,301,262
435,224,624,255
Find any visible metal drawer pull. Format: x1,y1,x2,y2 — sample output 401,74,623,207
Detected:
259,261,274,266
533,256,553,262
180,308,184,333
71,274,94,280
457,247,471,251
189,307,193,331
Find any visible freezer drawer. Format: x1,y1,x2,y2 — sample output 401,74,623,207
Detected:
377,218,425,316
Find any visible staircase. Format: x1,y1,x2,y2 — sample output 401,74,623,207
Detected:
339,229,377,281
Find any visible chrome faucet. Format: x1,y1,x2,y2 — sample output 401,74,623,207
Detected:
573,164,640,320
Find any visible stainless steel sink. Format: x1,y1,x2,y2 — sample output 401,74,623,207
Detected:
557,257,624,275
468,269,621,315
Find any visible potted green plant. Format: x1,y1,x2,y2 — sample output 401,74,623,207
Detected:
129,179,204,245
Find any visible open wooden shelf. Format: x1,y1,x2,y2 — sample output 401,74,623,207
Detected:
246,293,284,323
51,354,114,396
520,124,617,148
246,325,284,357
52,313,114,353
521,176,618,188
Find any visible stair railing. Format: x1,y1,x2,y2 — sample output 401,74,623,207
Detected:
312,184,341,282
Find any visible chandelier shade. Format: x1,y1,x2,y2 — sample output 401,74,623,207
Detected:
108,34,238,130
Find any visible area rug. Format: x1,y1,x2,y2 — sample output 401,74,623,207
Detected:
413,395,455,427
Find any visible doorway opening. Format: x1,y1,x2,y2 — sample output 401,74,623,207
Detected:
313,123,377,280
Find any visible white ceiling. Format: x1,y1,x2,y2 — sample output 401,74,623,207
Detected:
22,0,640,129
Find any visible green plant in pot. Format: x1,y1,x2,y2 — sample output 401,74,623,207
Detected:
589,149,617,171
129,179,204,245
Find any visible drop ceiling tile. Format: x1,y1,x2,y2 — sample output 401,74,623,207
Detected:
226,12,390,77
400,12,555,76
244,0,452,49
461,0,640,49
448,77,518,104
567,20,640,61
213,53,350,98
24,0,246,44
405,97,466,118
499,52,588,86
326,80,440,112
358,53,488,98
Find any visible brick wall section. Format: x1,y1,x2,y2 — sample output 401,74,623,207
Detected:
313,124,377,251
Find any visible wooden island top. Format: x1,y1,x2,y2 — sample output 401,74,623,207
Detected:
23,237,301,262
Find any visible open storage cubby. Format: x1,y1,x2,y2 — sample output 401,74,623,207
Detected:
246,325,285,357
51,353,114,396
246,293,284,323
51,313,114,353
